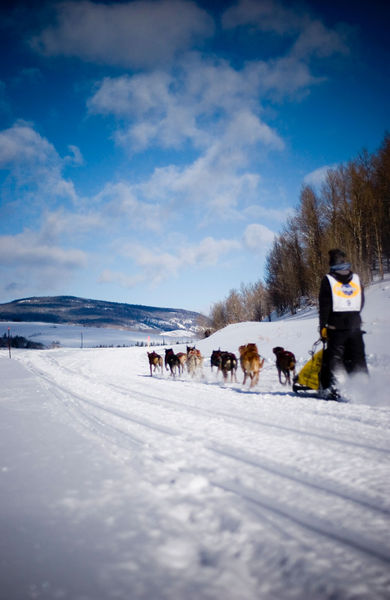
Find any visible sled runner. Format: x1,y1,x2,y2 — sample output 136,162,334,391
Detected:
292,339,348,402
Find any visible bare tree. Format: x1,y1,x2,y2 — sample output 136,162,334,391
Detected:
321,166,349,249
225,289,246,324
265,231,305,315
212,134,389,327
373,133,390,274
209,301,228,331
240,280,268,321
296,185,326,298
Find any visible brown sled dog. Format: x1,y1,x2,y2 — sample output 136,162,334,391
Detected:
165,348,181,377
272,346,296,386
176,352,187,374
210,349,223,373
147,351,163,376
220,351,238,382
239,343,264,388
186,346,203,377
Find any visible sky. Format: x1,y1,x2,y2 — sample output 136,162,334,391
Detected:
0,0,389,313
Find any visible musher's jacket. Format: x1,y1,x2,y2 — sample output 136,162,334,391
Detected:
319,269,364,331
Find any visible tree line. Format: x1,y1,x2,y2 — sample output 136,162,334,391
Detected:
209,133,390,331
0,333,45,349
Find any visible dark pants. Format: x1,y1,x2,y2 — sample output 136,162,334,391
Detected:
320,329,368,390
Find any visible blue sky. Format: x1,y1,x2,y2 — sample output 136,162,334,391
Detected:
0,0,389,313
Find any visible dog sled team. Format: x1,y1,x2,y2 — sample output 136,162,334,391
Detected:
147,333,360,399
149,249,368,399
147,346,205,379
148,343,296,390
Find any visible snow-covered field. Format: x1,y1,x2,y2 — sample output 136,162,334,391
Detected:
1,279,390,600
0,320,195,348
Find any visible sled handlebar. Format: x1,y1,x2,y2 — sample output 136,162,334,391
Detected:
309,337,326,357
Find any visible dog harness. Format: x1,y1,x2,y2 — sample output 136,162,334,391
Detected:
326,273,362,312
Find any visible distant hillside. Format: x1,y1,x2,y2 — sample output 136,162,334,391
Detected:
0,296,207,334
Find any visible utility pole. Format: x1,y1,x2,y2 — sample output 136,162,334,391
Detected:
7,327,11,359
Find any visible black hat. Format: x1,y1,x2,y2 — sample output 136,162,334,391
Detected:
328,248,347,266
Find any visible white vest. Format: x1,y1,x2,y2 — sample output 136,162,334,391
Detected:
326,273,362,312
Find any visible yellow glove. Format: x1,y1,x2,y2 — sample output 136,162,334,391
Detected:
321,327,327,341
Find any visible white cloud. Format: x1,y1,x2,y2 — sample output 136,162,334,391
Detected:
88,71,173,118
101,236,240,289
31,0,214,68
34,181,165,245
137,151,259,221
94,182,165,232
0,121,77,202
0,121,57,165
222,0,305,35
185,237,241,267
244,203,292,225
243,223,275,253
0,233,87,269
86,0,348,159
222,0,349,62
222,109,283,149
88,69,203,151
40,210,104,243
251,57,324,98
131,108,283,222
88,55,287,152
87,32,351,228
88,56,286,222
304,164,336,187
0,232,88,299
291,19,349,60
65,145,84,166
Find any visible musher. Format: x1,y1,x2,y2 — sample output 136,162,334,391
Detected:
318,248,368,399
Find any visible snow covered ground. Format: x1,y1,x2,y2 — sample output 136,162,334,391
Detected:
1,278,390,600
0,320,195,349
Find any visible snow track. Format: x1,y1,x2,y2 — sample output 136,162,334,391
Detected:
9,342,389,599
3,280,390,598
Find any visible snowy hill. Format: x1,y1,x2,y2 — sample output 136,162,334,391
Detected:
0,278,389,599
0,295,205,335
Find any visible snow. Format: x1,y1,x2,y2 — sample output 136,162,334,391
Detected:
0,321,196,348
1,278,390,599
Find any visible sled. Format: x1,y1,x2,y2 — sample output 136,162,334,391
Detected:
293,347,324,394
292,339,347,401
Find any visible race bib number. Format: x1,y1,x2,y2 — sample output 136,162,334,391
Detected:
326,274,362,311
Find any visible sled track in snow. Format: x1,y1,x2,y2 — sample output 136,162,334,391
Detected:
207,443,390,518
54,386,390,567
36,353,389,454
211,479,390,566
28,360,390,523
108,378,390,457
32,367,179,452
19,355,390,571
